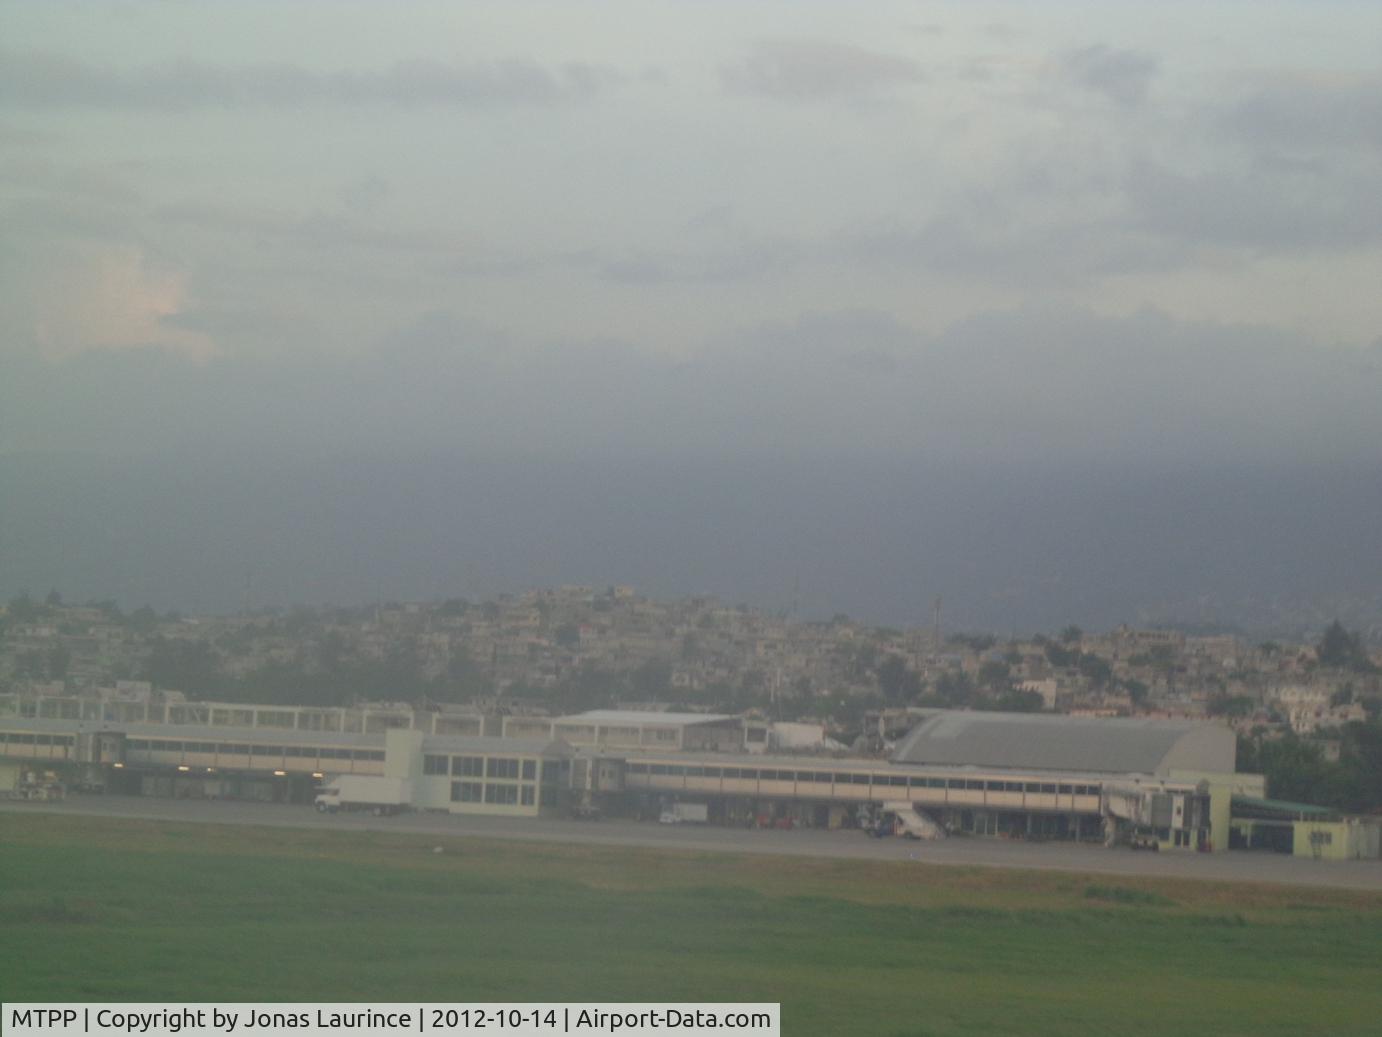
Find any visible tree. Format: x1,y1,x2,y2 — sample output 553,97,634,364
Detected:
977,660,1011,692
632,658,672,699
1122,678,1150,707
948,633,996,652
45,644,71,681
1206,692,1254,718
433,647,490,703
1252,733,1329,803
1237,729,1382,813
1059,625,1083,644
1044,642,1079,668
1077,654,1112,688
8,591,41,623
129,605,159,633
931,671,973,708
1317,621,1375,673
553,623,581,649
876,654,921,704
984,688,1044,713
315,630,349,674
141,637,221,693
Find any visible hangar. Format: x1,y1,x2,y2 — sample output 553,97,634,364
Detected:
890,710,1236,775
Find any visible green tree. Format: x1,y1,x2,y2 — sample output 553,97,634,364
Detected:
983,688,1044,713
876,654,922,704
1206,692,1254,718
1044,642,1079,668
432,647,490,703
141,637,222,694
632,658,672,699
129,605,160,633
931,671,974,708
45,643,71,681
1077,654,1112,688
1122,678,1150,707
8,591,41,623
1317,621,1375,673
977,660,1012,692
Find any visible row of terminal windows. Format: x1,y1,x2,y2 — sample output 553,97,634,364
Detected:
0,732,76,746
124,739,384,761
449,781,537,806
624,762,1099,796
424,755,538,781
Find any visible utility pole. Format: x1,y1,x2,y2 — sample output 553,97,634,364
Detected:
932,596,943,654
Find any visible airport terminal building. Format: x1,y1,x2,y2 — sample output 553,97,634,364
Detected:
2,690,1376,859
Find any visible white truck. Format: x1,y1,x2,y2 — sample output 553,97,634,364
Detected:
659,802,709,824
315,775,412,816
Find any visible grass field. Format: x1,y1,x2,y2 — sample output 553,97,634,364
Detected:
3,814,1381,1036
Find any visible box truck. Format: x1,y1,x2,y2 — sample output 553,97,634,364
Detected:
658,802,709,824
315,775,412,815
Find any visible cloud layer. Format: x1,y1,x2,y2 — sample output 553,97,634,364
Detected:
4,304,1380,468
720,39,927,100
0,51,625,108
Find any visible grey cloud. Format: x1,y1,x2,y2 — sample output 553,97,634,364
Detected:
598,208,1177,289
720,39,926,100
833,217,1154,281
0,51,626,109
1061,45,1158,107
149,199,588,280
3,195,141,242
983,24,1023,41
600,237,802,285
154,200,452,252
1123,158,1382,252
341,176,391,217
1222,77,1382,154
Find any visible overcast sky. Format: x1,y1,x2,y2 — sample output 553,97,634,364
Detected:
2,2,1380,629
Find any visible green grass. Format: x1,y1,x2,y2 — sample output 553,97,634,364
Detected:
2,814,1381,1036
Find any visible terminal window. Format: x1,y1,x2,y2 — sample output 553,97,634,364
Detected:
451,781,483,803
485,784,519,805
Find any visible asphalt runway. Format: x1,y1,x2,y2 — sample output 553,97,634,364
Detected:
4,795,1380,891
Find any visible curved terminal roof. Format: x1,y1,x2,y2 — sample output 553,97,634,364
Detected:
891,710,1234,776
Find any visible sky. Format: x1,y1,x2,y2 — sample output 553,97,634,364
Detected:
2,1,1381,633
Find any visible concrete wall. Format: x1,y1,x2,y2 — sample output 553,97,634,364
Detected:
385,728,424,781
